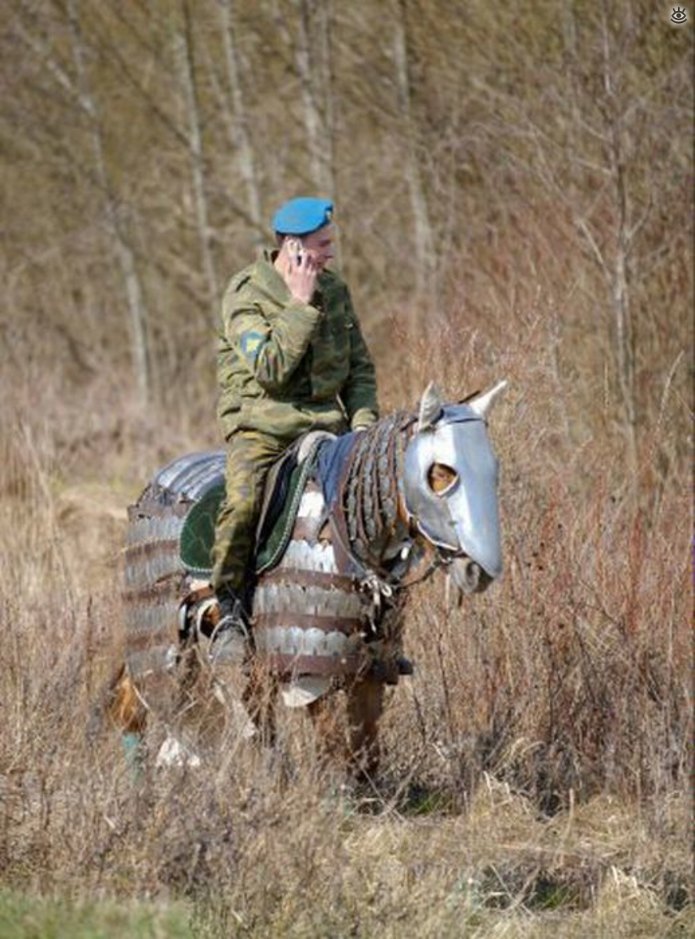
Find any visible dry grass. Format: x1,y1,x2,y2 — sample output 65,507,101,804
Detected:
0,311,691,938
0,3,691,933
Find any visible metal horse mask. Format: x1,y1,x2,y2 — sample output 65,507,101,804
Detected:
404,380,506,594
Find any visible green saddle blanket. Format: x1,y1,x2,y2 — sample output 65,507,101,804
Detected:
179,448,318,578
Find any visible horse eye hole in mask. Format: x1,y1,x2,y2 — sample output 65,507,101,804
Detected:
427,462,458,495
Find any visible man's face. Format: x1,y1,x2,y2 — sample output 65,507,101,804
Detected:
301,224,334,270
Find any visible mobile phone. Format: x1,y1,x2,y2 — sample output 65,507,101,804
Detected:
286,237,304,267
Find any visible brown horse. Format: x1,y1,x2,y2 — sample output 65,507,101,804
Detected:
106,382,506,779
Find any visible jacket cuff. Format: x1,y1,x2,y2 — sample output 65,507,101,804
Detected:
285,300,321,327
350,408,379,430
279,301,322,356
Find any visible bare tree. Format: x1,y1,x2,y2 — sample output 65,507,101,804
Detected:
271,0,336,197
393,0,436,298
596,4,638,478
63,0,152,406
176,0,220,320
219,0,263,233
293,0,335,196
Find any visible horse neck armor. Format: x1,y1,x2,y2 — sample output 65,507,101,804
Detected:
341,412,417,578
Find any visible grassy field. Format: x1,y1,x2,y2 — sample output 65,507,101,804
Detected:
0,891,191,939
0,3,692,935
0,321,691,937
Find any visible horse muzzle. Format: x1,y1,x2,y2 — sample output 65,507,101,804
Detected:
449,557,493,594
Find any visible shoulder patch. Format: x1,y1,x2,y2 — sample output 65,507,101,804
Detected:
239,330,265,363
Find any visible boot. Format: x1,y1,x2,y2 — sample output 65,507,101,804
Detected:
210,589,250,665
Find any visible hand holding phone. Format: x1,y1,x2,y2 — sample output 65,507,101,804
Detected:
286,237,304,268
283,237,317,304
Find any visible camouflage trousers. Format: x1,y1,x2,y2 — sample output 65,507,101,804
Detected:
211,430,288,595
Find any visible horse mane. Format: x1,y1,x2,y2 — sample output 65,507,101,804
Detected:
340,410,417,572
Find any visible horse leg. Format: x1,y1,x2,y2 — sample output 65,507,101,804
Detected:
307,694,350,775
106,665,148,777
346,678,385,783
242,659,278,749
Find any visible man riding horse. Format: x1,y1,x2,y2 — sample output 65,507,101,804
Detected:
211,197,410,673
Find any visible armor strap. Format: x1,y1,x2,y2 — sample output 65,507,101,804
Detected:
260,567,360,593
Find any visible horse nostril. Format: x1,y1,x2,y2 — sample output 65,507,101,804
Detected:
476,568,492,592
451,559,493,594
452,559,477,593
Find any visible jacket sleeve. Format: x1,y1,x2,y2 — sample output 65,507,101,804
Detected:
340,289,379,429
223,286,321,393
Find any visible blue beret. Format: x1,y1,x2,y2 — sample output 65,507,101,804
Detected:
272,197,334,236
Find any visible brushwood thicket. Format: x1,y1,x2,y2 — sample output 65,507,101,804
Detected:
0,2,692,936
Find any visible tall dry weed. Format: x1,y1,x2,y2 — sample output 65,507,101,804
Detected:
0,3,691,932
1,298,691,936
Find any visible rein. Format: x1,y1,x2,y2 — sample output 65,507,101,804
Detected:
332,411,446,596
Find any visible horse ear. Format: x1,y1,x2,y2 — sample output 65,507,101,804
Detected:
468,380,508,420
417,381,444,430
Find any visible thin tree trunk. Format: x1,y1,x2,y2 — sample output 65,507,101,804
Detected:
393,0,436,298
600,6,638,481
220,0,263,234
314,0,340,267
316,0,336,196
612,157,638,475
177,0,219,321
66,0,151,405
288,0,335,197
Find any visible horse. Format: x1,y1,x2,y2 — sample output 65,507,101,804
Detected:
106,380,507,780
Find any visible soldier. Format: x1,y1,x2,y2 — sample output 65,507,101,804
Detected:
211,197,379,658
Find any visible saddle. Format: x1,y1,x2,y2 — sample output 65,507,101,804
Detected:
178,431,336,578
255,431,336,573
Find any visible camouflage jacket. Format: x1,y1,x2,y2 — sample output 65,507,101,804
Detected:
217,251,379,442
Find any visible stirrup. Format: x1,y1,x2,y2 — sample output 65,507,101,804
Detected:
215,589,250,629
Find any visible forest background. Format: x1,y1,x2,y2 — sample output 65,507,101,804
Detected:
0,1,692,937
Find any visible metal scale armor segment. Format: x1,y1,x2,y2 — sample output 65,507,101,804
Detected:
123,451,225,678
